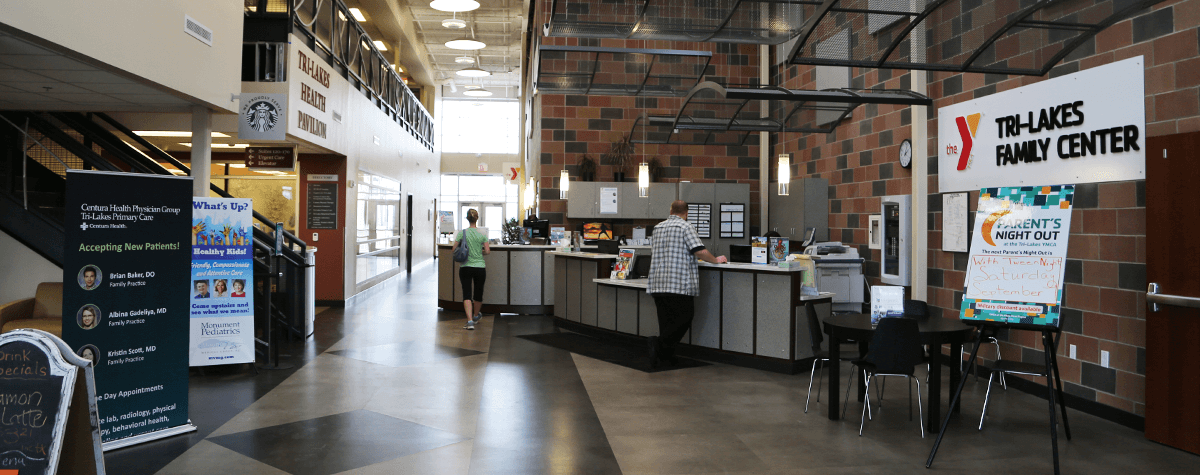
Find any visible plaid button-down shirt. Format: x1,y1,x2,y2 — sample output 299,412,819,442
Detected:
648,214,706,296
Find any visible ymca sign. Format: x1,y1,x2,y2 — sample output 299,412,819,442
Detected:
938,56,1146,193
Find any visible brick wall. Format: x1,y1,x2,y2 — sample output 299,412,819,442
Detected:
777,0,1200,418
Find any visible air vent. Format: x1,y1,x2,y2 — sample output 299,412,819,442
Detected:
184,15,213,46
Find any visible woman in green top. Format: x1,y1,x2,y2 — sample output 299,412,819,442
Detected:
454,208,491,330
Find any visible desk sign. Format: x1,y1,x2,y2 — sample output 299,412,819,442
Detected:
62,170,195,445
960,185,1075,328
245,147,295,170
0,330,106,475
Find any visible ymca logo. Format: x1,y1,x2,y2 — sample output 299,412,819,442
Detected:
947,113,981,171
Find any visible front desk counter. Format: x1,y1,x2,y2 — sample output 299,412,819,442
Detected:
437,244,564,315
550,250,834,373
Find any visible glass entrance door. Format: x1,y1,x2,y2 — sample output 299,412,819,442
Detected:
459,202,505,242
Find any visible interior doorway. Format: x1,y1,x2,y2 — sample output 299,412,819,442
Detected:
459,202,504,241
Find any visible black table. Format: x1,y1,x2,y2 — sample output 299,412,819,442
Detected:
823,314,973,433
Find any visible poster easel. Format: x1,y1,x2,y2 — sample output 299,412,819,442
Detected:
926,322,1073,474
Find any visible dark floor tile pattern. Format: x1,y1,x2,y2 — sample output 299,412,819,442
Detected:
329,341,485,367
469,316,623,475
518,331,710,373
208,409,468,475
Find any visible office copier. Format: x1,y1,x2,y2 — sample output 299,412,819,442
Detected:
803,242,865,312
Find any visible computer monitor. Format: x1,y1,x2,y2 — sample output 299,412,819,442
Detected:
630,255,653,279
596,239,621,254
523,218,550,239
801,227,817,248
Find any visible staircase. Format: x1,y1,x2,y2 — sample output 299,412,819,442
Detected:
0,111,310,353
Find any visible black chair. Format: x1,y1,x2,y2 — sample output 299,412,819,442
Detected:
845,317,926,437
978,331,1064,430
804,305,840,413
961,328,1006,387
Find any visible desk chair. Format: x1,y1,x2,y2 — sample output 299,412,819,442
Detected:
848,317,926,438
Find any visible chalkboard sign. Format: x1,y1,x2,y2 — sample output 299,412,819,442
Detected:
0,334,74,474
306,182,338,229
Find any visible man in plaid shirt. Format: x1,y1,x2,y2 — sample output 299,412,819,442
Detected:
647,200,727,368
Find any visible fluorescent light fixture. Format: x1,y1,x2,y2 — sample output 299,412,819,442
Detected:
560,169,570,199
349,8,366,21
455,56,475,64
228,163,247,168
463,87,492,97
442,17,467,29
456,66,490,77
778,153,791,195
429,0,479,13
445,36,485,50
373,40,388,51
181,143,250,149
135,131,229,138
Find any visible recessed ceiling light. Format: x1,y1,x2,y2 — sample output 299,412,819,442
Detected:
445,37,485,50
455,56,475,64
135,131,230,138
373,40,388,51
456,67,490,77
429,0,479,13
349,8,366,22
442,17,467,29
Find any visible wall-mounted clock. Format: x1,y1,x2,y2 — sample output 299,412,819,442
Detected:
899,139,912,169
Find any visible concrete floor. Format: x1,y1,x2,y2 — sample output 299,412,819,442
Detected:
103,263,1198,474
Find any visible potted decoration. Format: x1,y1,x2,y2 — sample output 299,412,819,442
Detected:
648,156,664,182
602,137,635,182
578,154,597,182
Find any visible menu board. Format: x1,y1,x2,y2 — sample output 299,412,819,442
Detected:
62,170,193,444
306,182,339,229
960,185,1075,328
0,338,68,474
687,203,711,238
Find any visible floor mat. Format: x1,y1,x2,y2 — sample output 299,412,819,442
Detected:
517,331,710,373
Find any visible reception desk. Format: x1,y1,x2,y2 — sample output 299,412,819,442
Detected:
550,251,833,373
436,244,558,315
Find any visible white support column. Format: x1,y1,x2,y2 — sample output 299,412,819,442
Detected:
191,106,213,198
760,45,770,234
909,0,928,300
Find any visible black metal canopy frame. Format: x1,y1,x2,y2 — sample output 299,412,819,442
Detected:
543,0,817,44
788,0,1167,76
534,44,714,97
629,81,931,146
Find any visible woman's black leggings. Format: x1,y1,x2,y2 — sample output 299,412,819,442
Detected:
459,266,487,301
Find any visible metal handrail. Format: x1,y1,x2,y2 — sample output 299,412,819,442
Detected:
1147,283,1200,312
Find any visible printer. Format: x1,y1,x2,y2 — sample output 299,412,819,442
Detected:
802,242,865,311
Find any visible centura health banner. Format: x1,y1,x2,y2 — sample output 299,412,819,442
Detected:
190,197,255,366
938,56,1145,193
61,170,194,443
960,185,1075,328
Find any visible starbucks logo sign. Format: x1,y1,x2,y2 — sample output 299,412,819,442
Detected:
238,94,286,140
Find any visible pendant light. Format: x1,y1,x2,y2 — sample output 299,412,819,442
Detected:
456,66,490,77
429,0,479,12
442,12,466,29
638,162,649,198
560,169,570,199
778,153,791,195
446,36,485,50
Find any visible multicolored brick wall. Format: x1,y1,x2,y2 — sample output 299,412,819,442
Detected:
776,0,1200,418
533,35,763,234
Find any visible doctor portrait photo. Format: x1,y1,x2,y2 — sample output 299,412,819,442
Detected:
194,279,211,298
76,304,102,330
78,265,102,290
77,344,100,366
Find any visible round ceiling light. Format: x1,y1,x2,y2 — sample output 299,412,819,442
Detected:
445,37,485,50
463,87,493,97
454,56,475,64
429,0,479,13
456,67,490,77
442,17,466,29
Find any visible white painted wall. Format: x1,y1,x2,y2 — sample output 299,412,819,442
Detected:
0,230,62,304
0,0,243,112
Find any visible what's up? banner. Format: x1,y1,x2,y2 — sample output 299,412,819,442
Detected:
190,197,255,366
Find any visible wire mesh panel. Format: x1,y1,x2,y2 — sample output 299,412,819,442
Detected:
546,0,816,44
536,46,712,96
789,0,1165,75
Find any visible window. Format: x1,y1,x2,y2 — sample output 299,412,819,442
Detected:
355,171,401,284
439,100,520,154
439,174,519,241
